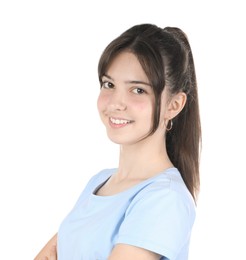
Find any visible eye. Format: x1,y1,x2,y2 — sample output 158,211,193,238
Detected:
101,81,114,89
132,88,146,94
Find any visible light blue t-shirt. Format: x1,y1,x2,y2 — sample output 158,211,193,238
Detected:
58,168,196,260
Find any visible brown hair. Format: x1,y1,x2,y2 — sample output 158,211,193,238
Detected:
98,24,201,201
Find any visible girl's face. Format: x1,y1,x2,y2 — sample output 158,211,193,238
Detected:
97,51,165,145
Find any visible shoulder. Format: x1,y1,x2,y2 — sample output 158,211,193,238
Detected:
89,168,116,186
72,168,116,206
135,168,194,201
126,168,196,219
78,168,116,193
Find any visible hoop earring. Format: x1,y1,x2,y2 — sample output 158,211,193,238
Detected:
165,119,173,131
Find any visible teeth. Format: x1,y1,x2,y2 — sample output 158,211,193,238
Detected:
110,117,130,125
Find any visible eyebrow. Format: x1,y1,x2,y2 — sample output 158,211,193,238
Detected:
102,73,151,87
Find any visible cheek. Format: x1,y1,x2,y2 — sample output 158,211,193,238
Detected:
131,98,154,117
97,92,108,111
135,100,154,130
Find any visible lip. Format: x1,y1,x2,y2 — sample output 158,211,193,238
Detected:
108,117,133,128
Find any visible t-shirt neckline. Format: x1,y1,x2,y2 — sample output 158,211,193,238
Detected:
92,167,178,198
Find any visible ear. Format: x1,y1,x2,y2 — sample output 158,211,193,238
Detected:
165,92,187,120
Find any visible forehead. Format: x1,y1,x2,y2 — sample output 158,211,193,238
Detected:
105,51,149,83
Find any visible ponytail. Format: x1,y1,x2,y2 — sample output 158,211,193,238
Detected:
163,27,201,201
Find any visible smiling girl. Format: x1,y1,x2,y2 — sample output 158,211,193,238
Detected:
35,23,201,260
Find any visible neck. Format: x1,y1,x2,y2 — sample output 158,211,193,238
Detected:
116,135,173,181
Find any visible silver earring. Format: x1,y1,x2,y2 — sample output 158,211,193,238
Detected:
165,119,173,131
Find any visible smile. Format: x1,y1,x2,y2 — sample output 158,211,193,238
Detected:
109,117,133,125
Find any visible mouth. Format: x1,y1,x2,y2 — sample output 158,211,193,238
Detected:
109,117,133,126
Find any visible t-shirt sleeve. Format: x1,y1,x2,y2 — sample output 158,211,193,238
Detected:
116,182,196,259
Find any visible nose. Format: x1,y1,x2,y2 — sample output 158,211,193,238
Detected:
108,90,127,111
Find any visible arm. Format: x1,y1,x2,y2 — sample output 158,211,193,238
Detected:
108,244,161,260
34,233,57,260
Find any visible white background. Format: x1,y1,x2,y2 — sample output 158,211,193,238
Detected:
0,0,245,259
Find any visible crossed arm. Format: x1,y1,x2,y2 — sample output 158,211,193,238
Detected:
34,233,57,260
34,233,161,260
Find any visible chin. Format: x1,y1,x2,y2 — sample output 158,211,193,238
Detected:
107,135,127,145
106,133,149,146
